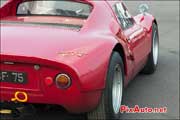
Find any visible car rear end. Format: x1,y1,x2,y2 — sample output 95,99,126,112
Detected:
0,0,101,116
0,55,101,113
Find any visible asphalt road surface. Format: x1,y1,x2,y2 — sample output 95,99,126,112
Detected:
8,1,180,120
121,1,179,119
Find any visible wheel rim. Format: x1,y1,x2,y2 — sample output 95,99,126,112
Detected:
152,30,159,66
112,64,123,114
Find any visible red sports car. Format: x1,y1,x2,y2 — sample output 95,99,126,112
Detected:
0,0,159,120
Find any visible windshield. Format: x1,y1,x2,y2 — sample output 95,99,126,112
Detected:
17,1,92,19
0,0,7,7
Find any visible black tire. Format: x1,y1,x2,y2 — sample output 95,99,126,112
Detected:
141,22,159,74
87,52,124,120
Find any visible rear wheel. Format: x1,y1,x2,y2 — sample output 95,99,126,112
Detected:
87,52,124,120
142,22,159,74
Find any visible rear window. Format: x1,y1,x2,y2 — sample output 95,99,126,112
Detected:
16,0,92,19
0,0,7,7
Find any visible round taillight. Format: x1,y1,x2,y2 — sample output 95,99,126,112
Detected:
55,74,71,89
45,77,53,86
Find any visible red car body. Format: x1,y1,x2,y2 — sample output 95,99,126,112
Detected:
0,0,156,113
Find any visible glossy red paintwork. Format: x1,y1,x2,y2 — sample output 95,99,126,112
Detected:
0,0,156,113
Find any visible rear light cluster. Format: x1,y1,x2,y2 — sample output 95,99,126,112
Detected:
44,74,71,89
55,74,71,89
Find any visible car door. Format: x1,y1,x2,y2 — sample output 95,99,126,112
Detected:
113,2,148,75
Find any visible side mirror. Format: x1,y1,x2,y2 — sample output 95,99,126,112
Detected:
138,4,149,15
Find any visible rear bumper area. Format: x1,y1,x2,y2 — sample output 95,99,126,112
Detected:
0,87,102,113
0,55,103,113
